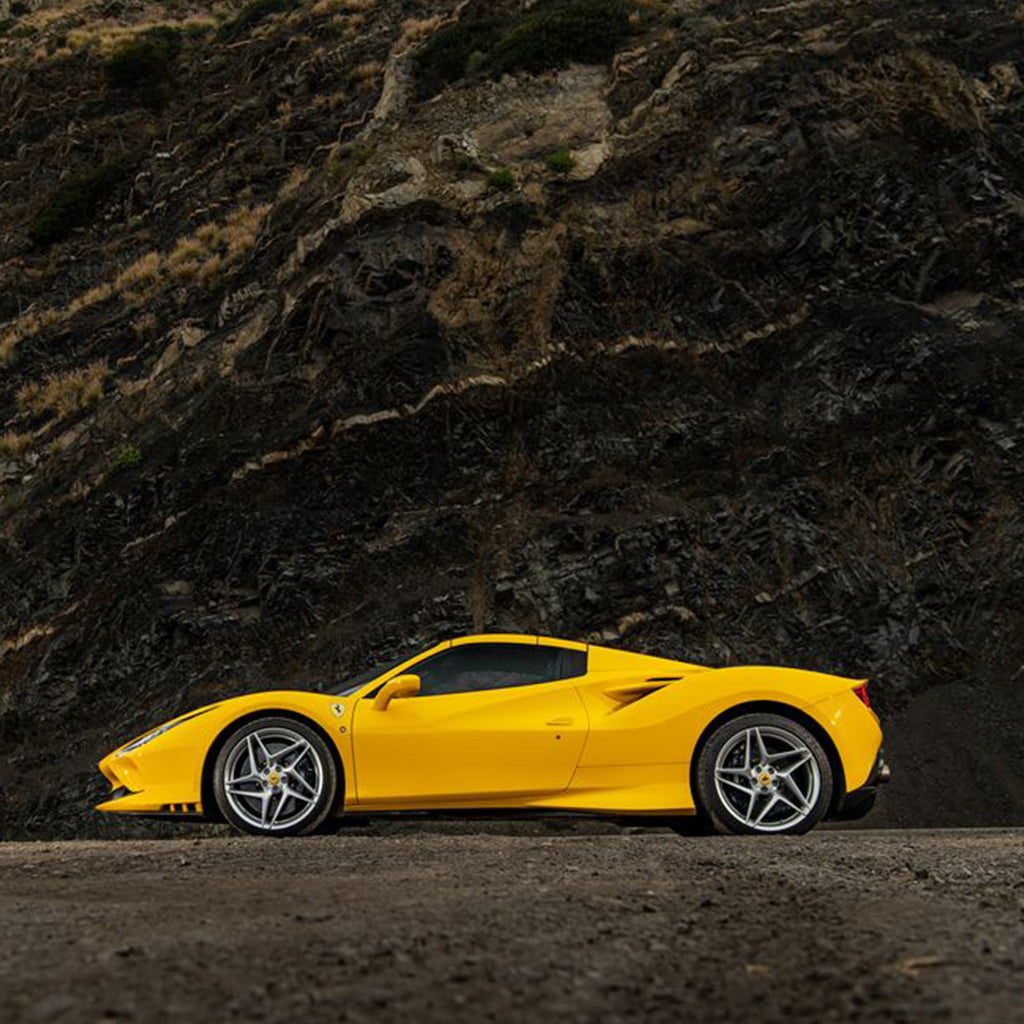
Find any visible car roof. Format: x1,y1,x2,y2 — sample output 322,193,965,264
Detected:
443,634,701,671
449,633,547,646
447,633,587,649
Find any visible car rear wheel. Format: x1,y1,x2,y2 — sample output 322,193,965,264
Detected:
213,717,337,837
695,713,833,836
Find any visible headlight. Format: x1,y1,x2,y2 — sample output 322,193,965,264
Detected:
116,707,216,756
118,721,181,754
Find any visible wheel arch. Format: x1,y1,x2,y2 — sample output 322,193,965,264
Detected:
200,709,346,823
688,700,846,818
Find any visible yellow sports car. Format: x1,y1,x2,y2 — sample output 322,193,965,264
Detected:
96,633,888,837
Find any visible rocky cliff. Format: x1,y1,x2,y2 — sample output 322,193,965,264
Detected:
2,0,1023,838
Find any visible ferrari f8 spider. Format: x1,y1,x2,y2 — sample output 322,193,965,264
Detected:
97,634,888,837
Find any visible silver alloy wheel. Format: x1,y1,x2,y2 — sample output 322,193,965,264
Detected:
222,726,325,832
713,725,821,833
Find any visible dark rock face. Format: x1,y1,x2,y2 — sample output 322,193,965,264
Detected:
1,0,1023,837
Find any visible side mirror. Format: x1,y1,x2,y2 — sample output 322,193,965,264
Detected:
373,674,421,711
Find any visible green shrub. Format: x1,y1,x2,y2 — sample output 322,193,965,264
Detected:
488,0,631,77
546,149,575,174
415,18,504,99
185,21,214,41
215,0,298,42
327,143,371,181
110,445,143,474
29,159,134,247
465,49,487,76
104,27,182,110
453,152,484,175
416,0,632,98
487,169,515,191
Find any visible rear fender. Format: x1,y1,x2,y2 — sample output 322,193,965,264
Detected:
575,664,870,776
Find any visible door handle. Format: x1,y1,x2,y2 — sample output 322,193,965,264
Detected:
545,717,573,726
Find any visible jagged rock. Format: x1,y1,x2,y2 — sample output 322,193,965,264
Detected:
1,0,1024,840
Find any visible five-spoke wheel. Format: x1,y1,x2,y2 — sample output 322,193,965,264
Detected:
695,713,832,836
213,717,337,837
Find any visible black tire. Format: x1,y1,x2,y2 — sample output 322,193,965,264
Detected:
312,815,369,836
213,716,337,837
667,814,717,837
695,713,833,837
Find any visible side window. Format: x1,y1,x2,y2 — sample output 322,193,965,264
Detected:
411,643,563,697
559,647,587,680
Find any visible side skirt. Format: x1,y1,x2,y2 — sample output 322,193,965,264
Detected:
334,807,697,824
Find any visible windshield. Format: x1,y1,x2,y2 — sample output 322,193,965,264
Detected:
332,653,416,696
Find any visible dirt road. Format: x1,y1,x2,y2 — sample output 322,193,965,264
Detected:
2,828,1023,1023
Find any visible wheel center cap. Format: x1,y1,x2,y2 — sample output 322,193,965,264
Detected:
758,772,772,787
267,770,281,787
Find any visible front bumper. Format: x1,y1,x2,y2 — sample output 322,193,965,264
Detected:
95,744,204,815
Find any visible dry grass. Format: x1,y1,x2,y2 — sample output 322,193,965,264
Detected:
223,204,270,258
313,89,349,111
352,58,383,76
17,362,109,420
0,335,18,365
66,18,215,55
169,204,271,282
197,253,224,285
66,282,114,318
0,431,34,457
350,59,384,91
395,16,444,52
1,320,37,365
131,312,159,340
311,0,376,16
166,237,209,281
822,51,984,133
278,167,311,199
115,251,163,301
0,307,61,365
194,221,222,245
19,0,93,31
0,203,271,364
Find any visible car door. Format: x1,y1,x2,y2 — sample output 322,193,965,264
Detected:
352,640,589,805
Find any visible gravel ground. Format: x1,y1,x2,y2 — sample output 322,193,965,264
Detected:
2,827,1023,1023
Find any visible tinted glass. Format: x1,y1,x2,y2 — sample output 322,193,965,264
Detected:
412,643,563,696
560,648,587,679
333,653,413,696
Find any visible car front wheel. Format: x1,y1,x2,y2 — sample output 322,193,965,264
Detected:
695,713,833,836
213,717,337,837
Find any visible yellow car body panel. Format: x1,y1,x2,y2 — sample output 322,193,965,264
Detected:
572,664,880,788
351,679,588,804
96,690,357,814
95,634,884,822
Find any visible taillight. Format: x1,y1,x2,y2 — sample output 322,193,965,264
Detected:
853,682,871,708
